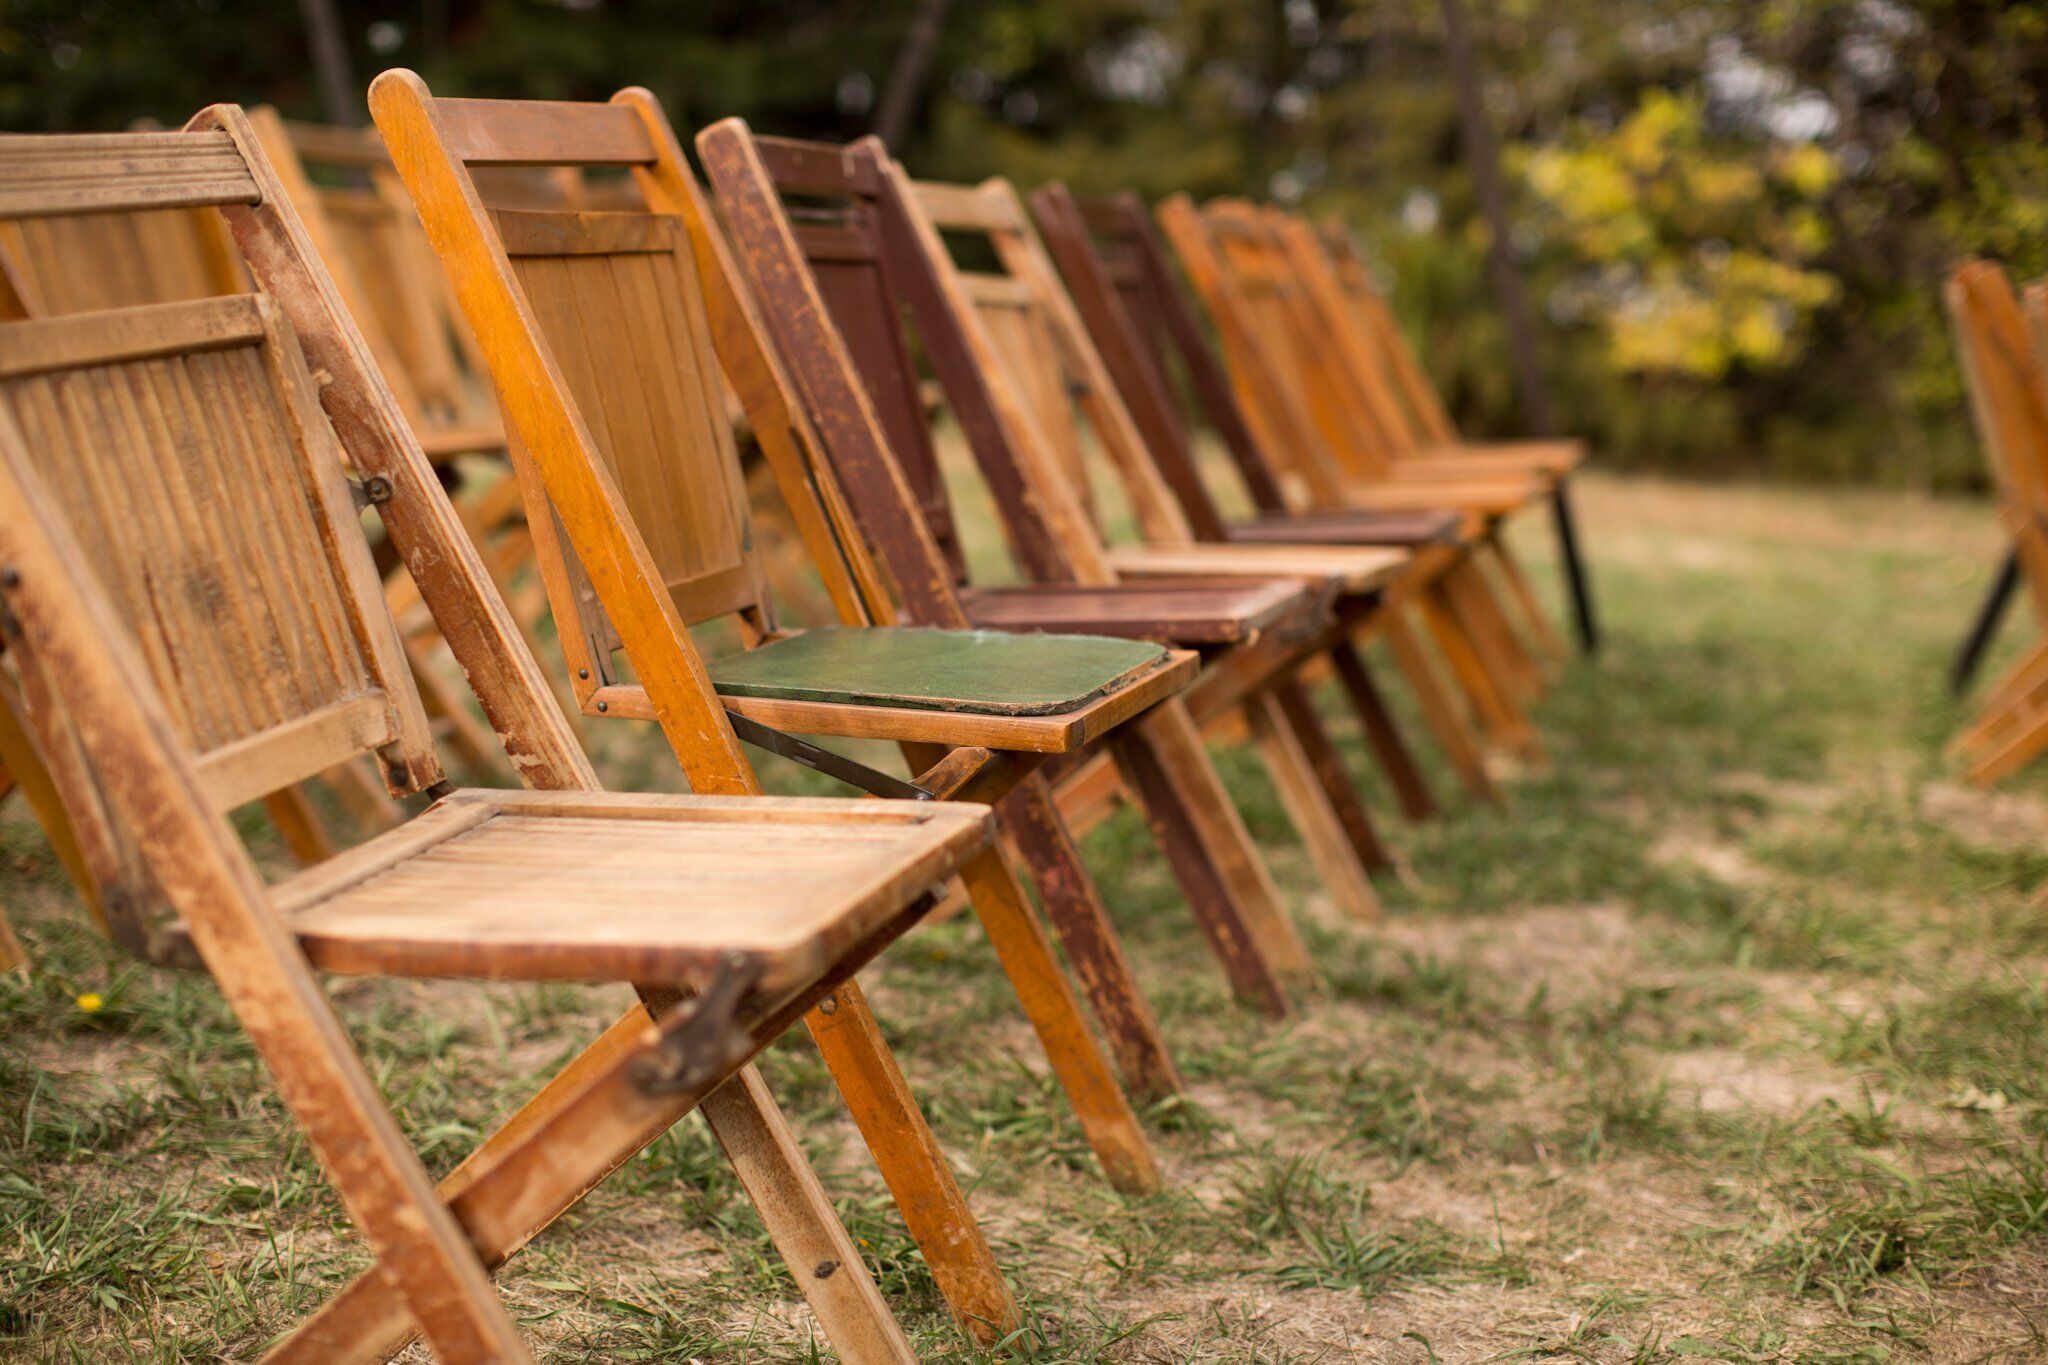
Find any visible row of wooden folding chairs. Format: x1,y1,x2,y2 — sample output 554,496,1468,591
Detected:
0,74,1593,1359
1944,259,2048,785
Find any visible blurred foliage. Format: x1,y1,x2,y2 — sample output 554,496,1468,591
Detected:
2,0,2044,487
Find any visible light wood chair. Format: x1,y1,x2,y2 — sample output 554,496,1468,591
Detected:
699,120,1372,1000
1155,195,1556,755
370,71,1225,1342
0,114,1003,1363
1943,261,2048,784
1030,183,1503,805
885,167,1438,906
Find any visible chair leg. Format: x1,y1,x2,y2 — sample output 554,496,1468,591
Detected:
1485,534,1568,666
405,634,505,779
1111,702,1304,1015
1329,639,1439,821
999,777,1184,1103
1245,683,1387,923
702,1066,918,1363
804,979,1021,1344
0,673,109,942
1419,581,1536,756
1451,554,1544,704
956,843,1161,1193
1378,608,1503,807
1550,481,1599,653
261,788,335,865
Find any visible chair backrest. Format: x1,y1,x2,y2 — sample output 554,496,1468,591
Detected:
1152,194,1356,509
1315,218,1460,447
1261,206,1427,458
0,205,246,319
1949,261,2048,520
374,72,891,794
897,173,1201,556
698,126,1119,591
1035,185,1294,517
0,116,598,956
247,108,490,432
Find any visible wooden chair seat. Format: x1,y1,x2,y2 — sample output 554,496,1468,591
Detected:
709,625,1169,716
1106,542,1408,595
1407,438,1585,476
1226,507,1463,549
193,789,992,992
960,577,1307,645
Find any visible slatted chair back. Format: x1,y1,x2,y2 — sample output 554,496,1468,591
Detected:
1949,260,2048,627
1153,193,1358,508
898,173,1207,556
0,205,246,319
1316,217,1460,447
700,129,1141,594
0,118,599,947
369,75,850,792
1039,186,1298,517
247,108,489,433
1262,205,1433,458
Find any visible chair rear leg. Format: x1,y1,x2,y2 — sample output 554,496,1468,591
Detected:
804,979,1021,1344
1485,534,1568,665
956,843,1161,1193
702,1066,918,1363
1111,703,1302,1015
1246,681,1387,922
1419,582,1535,755
1000,777,1184,1102
1378,608,1502,807
1329,639,1439,821
261,788,335,865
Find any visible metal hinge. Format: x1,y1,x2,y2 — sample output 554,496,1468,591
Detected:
627,953,767,1096
348,475,395,513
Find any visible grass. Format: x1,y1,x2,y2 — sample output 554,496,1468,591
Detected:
5,472,2048,1360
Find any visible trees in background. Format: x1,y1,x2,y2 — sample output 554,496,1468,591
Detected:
6,0,2044,487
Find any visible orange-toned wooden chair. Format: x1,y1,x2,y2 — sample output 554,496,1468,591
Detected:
0,115,1002,1362
1030,184,1505,803
1156,195,1558,753
1944,261,2048,784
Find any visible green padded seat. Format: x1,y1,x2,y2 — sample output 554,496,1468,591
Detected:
709,627,1170,717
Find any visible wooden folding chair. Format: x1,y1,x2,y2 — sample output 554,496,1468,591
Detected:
1942,261,2048,784
1030,185,1503,806
696,122,1345,1011
0,115,1011,1363
883,168,1445,890
371,72,1248,1343
693,126,1415,943
1155,196,1555,755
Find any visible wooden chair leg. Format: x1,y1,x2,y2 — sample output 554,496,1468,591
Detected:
1111,701,1305,1015
0,906,25,978
1419,581,1537,756
956,843,1161,1192
1329,639,1439,821
261,788,335,865
999,777,1184,1102
1484,535,1568,665
804,979,1021,1344
0,672,109,941
1448,555,1543,706
1378,608,1503,807
317,758,406,834
1952,640,2048,755
404,634,505,779
1245,681,1387,922
702,1066,919,1363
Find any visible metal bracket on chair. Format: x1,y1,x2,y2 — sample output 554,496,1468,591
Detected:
628,952,768,1096
726,709,934,801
